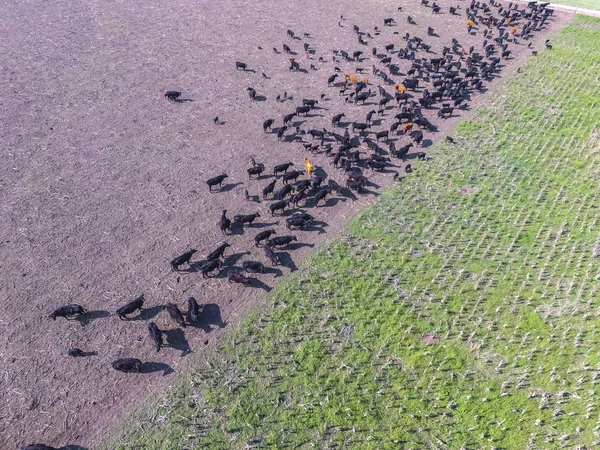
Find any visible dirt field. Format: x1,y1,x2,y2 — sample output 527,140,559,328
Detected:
0,0,568,448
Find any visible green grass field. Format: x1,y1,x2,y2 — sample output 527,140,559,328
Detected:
110,16,600,450
554,0,600,11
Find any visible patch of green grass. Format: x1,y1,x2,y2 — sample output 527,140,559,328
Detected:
553,0,600,11
108,17,600,450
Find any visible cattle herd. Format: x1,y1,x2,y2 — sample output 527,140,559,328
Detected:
22,0,556,448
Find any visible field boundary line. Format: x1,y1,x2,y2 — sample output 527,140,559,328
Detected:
514,0,600,17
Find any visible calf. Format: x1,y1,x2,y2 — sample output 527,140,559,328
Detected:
235,61,247,70
269,235,298,248
112,358,143,373
255,229,277,247
148,322,163,352
50,304,86,321
228,271,252,287
242,261,266,274
164,91,181,101
166,303,186,328
206,242,231,261
219,210,231,235
270,200,290,216
171,249,197,271
201,259,221,278
187,297,202,323
117,295,144,320
207,174,228,192
283,170,304,184
234,212,261,227
274,162,294,175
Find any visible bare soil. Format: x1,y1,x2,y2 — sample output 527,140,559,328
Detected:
0,0,569,448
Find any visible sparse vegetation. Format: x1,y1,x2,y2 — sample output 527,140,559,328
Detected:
110,17,600,450
553,0,600,11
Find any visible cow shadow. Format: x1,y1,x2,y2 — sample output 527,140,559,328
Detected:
173,98,194,103
286,242,315,251
251,221,279,229
223,251,251,268
219,182,244,192
76,310,110,326
254,95,267,102
60,446,90,450
68,350,97,357
421,139,434,148
191,303,227,333
265,267,284,278
340,188,358,201
249,278,272,292
133,305,165,321
321,197,346,208
305,221,328,234
277,252,297,272
360,187,380,196
141,362,174,376
163,328,192,356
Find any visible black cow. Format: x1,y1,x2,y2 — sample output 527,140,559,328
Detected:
49,304,86,321
112,358,143,373
166,303,186,328
116,295,144,320
164,91,181,101
255,229,276,247
269,200,290,216
207,174,228,192
234,212,261,227
242,261,266,274
171,249,197,271
206,242,231,261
